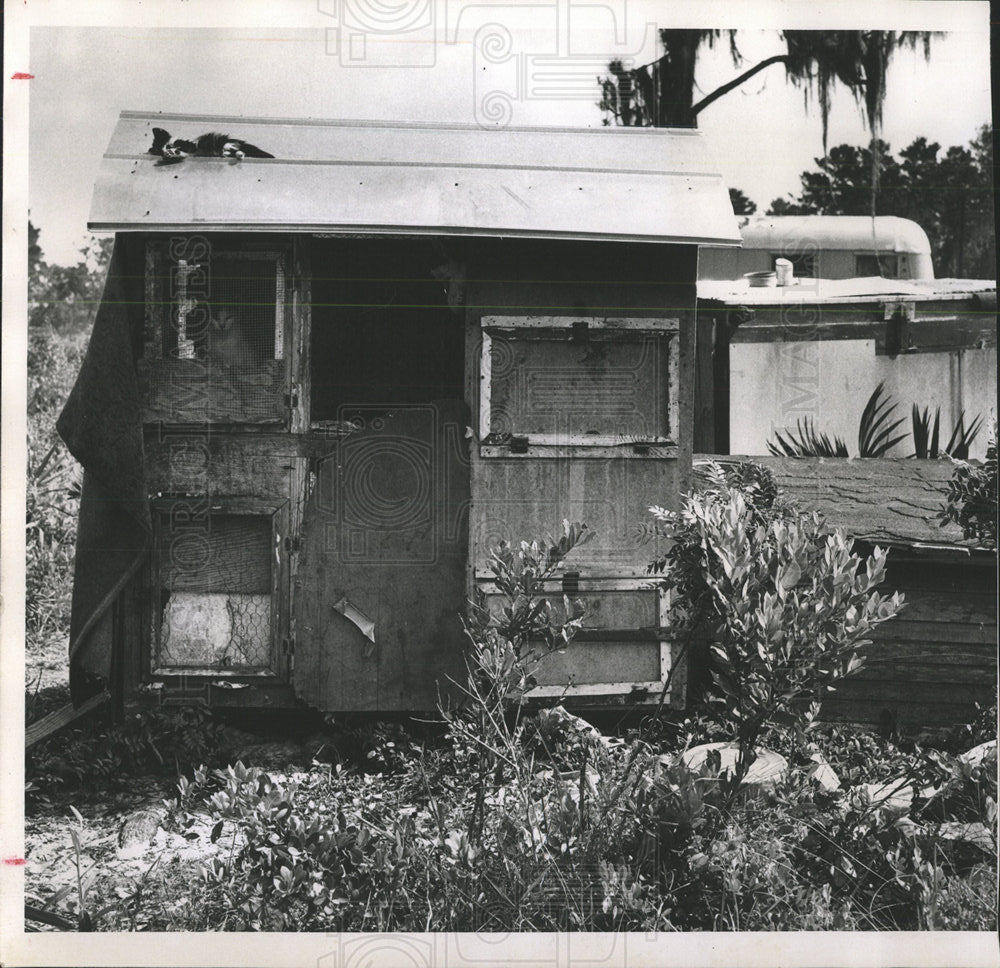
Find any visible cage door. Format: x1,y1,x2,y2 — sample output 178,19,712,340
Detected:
150,504,288,676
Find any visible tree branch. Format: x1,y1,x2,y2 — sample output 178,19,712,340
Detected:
691,54,790,118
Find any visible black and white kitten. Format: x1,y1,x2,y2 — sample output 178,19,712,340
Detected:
149,127,274,160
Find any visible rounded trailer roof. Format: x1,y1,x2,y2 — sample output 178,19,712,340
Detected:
740,216,932,254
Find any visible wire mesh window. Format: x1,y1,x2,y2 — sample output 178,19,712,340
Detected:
141,242,288,424
479,317,679,455
152,511,276,673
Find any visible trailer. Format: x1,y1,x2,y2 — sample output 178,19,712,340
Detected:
698,215,936,282
59,111,739,713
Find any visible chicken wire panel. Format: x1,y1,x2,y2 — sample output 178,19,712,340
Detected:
206,256,280,365
154,512,275,671
140,246,288,424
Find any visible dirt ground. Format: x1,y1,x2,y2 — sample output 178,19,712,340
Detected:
24,778,207,931
22,642,304,931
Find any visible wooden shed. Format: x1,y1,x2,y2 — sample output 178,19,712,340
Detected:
710,456,997,730
59,111,740,713
695,275,996,457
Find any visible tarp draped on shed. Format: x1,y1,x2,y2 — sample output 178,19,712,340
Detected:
88,112,741,246
57,240,151,703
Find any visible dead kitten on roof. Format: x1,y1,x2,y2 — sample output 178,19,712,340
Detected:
148,127,274,160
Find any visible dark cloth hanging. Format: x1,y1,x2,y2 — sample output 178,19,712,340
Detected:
57,237,151,704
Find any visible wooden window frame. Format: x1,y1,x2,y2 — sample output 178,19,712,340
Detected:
142,239,292,427
147,498,290,679
477,577,677,701
478,316,680,459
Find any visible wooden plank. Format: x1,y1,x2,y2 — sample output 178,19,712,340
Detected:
470,456,677,574
821,697,984,728
25,905,77,930
290,235,312,433
693,315,716,453
533,640,661,686
484,589,659,630
831,678,993,705
852,663,995,684
482,315,680,331
882,592,996,626
872,620,994,645
734,455,972,549
145,432,310,500
882,563,997,596
25,691,110,748
729,317,997,353
856,640,997,668
715,311,731,455
139,358,287,425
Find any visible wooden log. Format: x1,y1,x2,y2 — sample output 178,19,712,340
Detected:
25,691,110,749
24,905,76,931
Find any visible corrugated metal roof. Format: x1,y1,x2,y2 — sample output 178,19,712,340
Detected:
740,216,932,254
88,112,741,245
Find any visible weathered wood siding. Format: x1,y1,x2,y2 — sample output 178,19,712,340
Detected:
466,241,697,702
467,240,696,578
703,456,997,728
825,557,997,728
293,401,470,711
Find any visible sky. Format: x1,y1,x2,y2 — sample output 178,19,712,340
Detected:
21,1,993,265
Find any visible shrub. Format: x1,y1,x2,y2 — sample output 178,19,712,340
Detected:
26,326,86,685
168,510,991,934
647,460,905,788
940,417,997,548
27,705,223,807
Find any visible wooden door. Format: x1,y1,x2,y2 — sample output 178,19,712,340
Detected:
293,401,470,710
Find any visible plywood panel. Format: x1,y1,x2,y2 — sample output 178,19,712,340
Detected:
488,335,669,439
145,433,310,502
483,589,659,630
533,641,661,686
293,400,470,711
470,457,677,575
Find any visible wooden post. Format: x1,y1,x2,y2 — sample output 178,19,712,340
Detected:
713,310,732,455
694,314,716,453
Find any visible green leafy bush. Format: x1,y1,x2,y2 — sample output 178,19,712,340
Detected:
26,327,87,684
27,706,223,806
648,460,904,787
162,509,990,933
940,418,997,548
